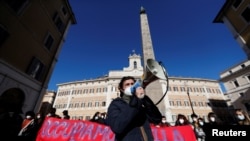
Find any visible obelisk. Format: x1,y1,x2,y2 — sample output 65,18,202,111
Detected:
140,6,166,114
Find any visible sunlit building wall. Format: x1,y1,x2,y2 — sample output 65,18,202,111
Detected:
214,0,250,114
0,0,76,116
53,53,230,124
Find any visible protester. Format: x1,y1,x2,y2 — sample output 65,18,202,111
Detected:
90,111,106,124
34,112,45,131
155,116,171,127
203,112,220,141
62,110,70,119
18,110,38,141
190,113,198,126
194,117,206,141
174,114,190,126
100,112,107,125
234,108,250,125
46,107,61,118
206,112,220,125
106,76,162,141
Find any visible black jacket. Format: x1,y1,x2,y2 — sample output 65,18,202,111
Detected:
106,95,161,141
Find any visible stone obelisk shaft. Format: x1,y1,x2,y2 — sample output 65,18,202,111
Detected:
140,7,166,114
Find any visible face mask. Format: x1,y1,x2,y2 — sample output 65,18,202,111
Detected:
162,120,166,123
192,118,197,122
37,115,41,119
199,121,204,126
26,115,32,119
95,116,99,120
237,115,245,120
179,119,184,124
210,117,215,122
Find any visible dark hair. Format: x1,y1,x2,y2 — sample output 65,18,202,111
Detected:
25,111,35,117
118,76,136,97
63,110,68,115
208,112,216,118
191,113,198,118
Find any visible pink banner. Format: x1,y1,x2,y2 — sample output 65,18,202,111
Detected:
36,117,196,141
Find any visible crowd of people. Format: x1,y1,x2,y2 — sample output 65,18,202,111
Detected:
150,110,250,141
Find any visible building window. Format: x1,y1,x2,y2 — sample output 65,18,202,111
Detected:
95,102,99,107
241,64,246,68
78,116,83,120
233,80,240,87
239,92,244,97
69,103,73,108
180,87,185,92
4,0,28,13
134,61,137,69
169,101,175,106
85,116,91,120
241,6,250,23
198,102,204,107
26,57,45,81
173,87,178,92
52,12,65,33
168,86,171,91
184,101,189,106
247,75,250,82
74,103,79,108
44,33,54,50
232,0,242,9
87,102,92,107
176,101,182,106
102,101,106,106
81,102,85,107
61,6,68,16
192,101,196,107
0,24,9,47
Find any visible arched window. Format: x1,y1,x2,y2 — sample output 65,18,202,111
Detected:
134,61,137,69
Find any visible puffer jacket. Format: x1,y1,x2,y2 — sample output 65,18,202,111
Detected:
106,95,162,141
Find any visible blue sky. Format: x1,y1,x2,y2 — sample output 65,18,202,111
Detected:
48,0,247,91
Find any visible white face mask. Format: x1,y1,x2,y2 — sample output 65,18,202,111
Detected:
162,120,167,123
210,117,215,122
26,115,32,119
179,119,184,124
192,118,197,122
37,115,41,119
94,116,99,120
237,115,245,120
199,121,204,126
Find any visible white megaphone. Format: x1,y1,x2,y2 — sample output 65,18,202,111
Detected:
141,58,168,88
124,58,168,96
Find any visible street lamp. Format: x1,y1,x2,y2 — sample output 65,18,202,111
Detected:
185,82,195,115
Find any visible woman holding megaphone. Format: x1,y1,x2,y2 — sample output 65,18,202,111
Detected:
106,76,162,141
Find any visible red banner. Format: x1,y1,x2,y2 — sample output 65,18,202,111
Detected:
36,117,196,141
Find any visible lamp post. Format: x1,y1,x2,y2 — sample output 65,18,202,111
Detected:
185,82,195,115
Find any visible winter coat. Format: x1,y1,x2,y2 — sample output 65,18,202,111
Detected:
106,95,162,141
